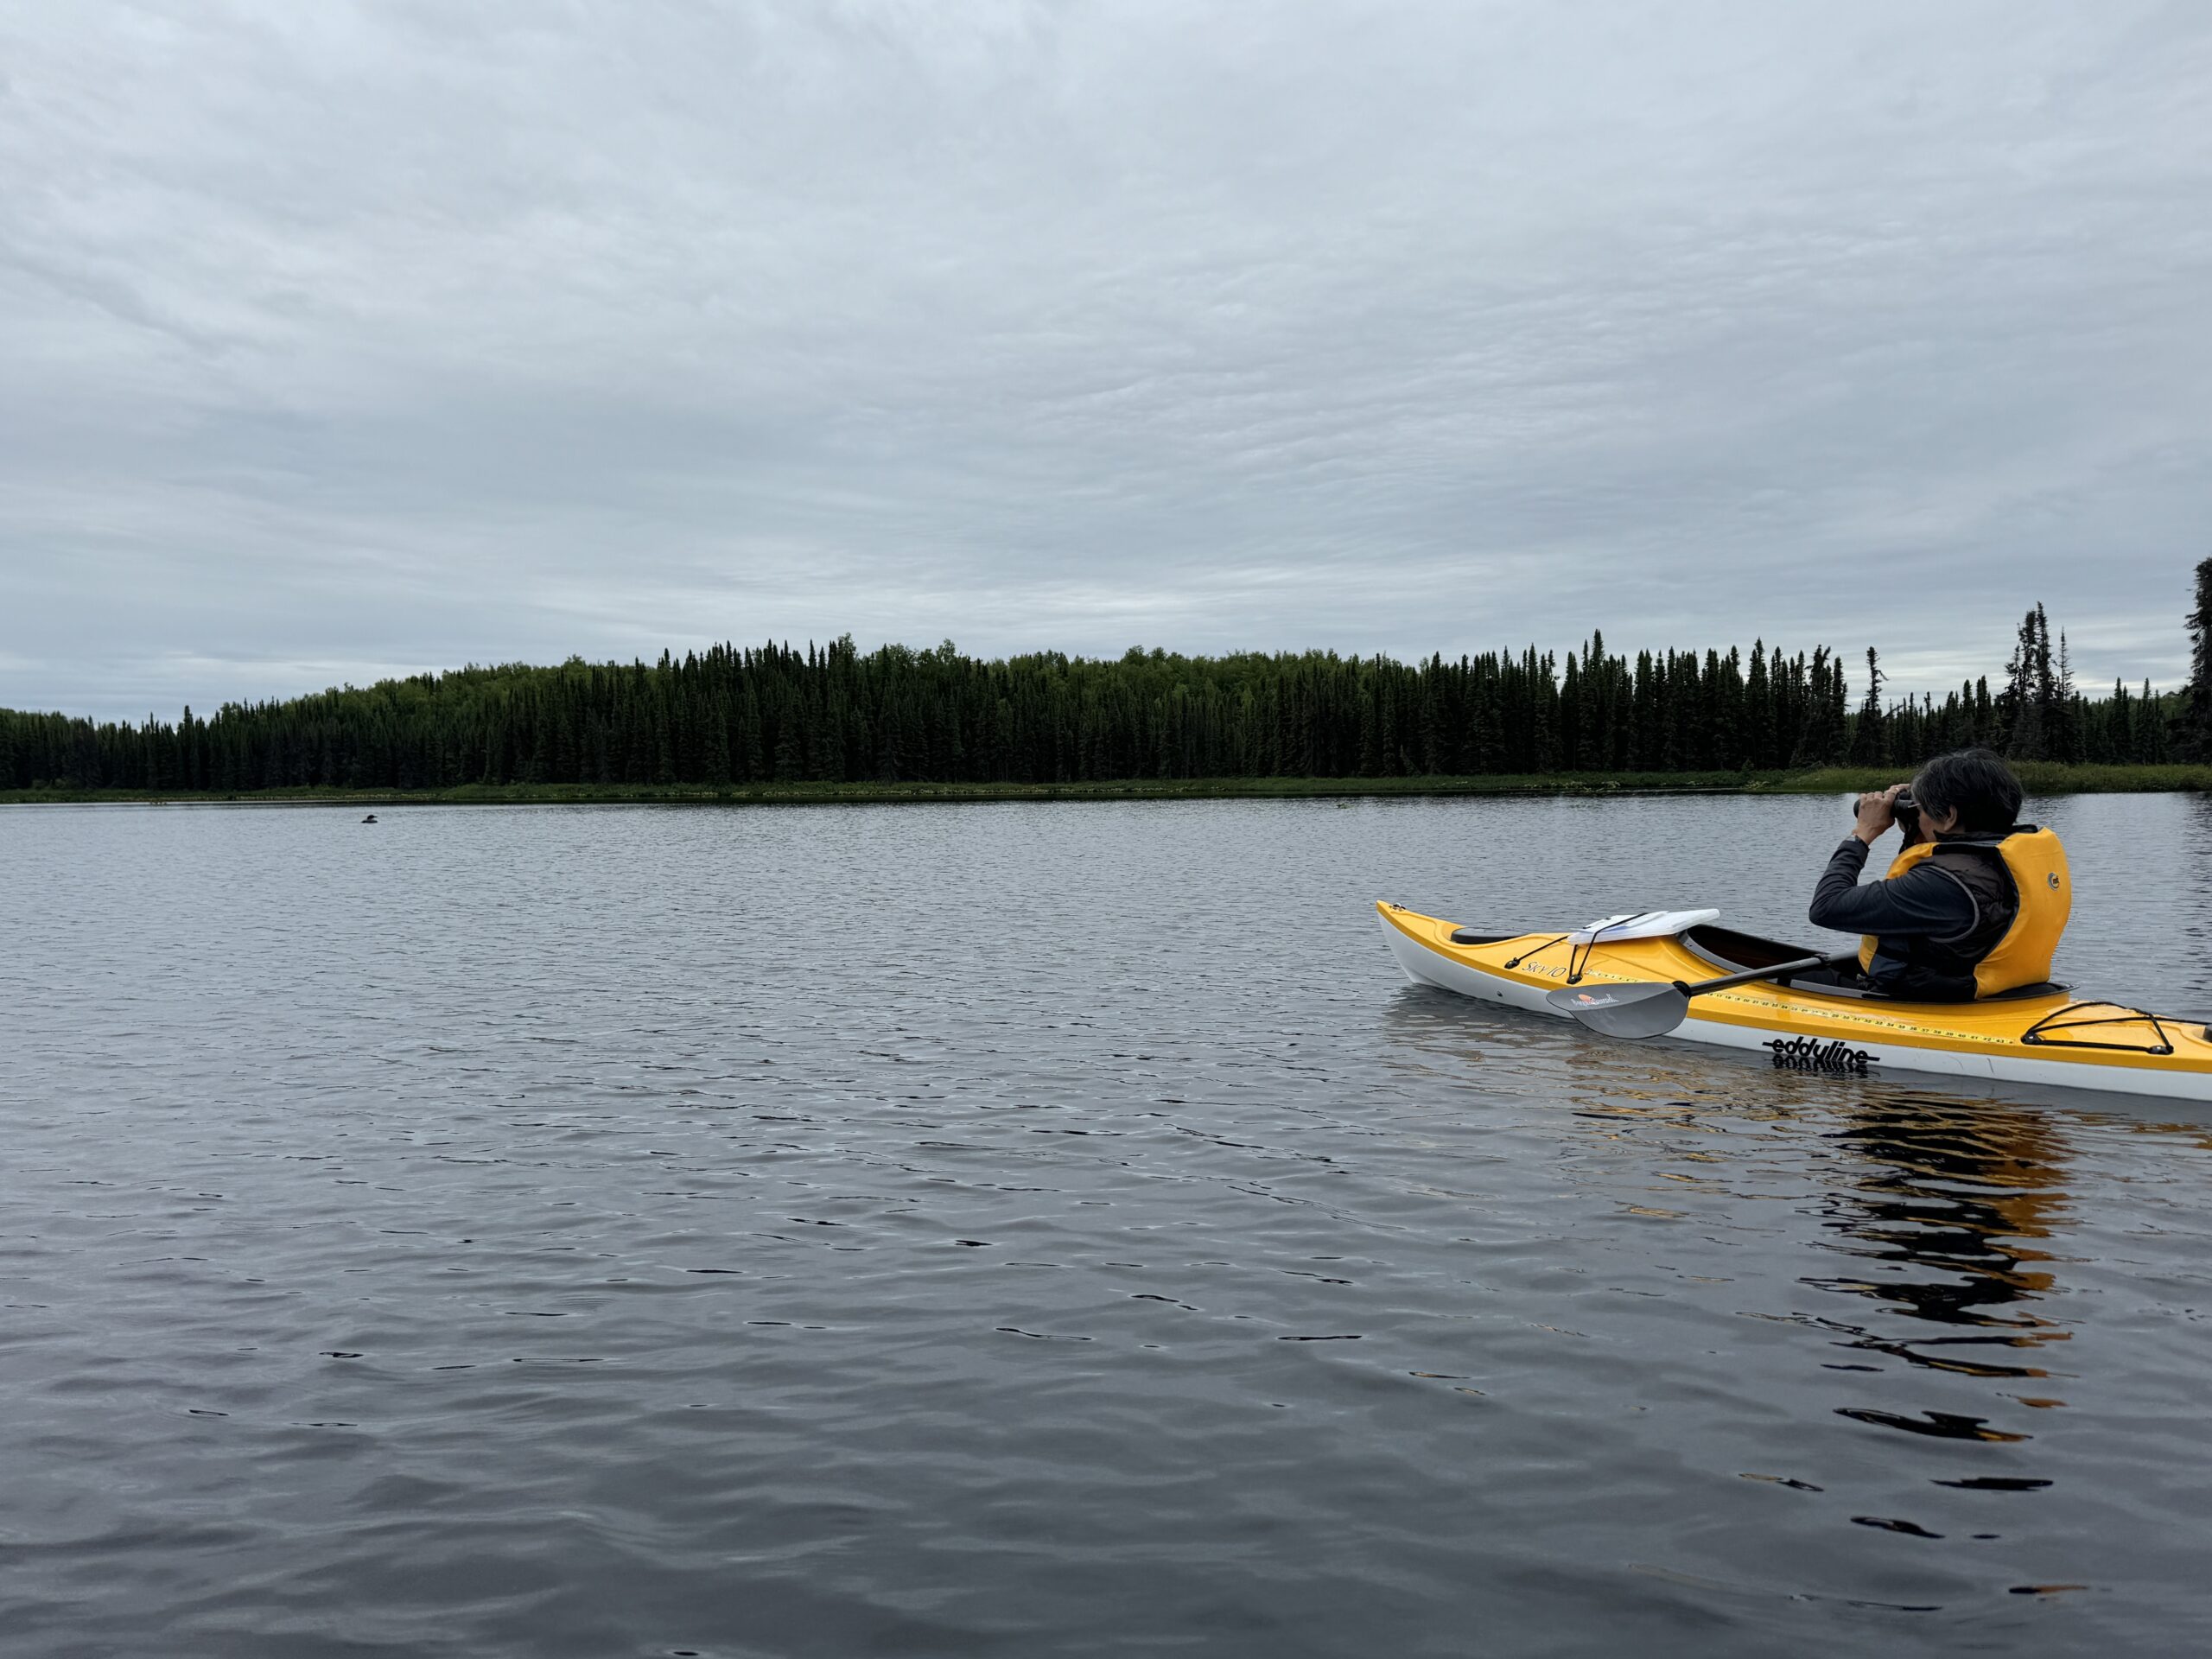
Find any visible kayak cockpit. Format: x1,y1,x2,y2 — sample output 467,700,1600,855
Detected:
1681,923,2066,1003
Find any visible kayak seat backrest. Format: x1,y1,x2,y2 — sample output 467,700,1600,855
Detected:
1974,980,2068,1001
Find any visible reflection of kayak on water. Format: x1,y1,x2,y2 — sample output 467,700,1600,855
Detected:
1376,901,2212,1103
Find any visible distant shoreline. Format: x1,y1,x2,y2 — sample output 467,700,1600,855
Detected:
3,763,2203,808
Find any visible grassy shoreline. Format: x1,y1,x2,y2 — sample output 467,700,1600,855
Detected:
3,763,2204,808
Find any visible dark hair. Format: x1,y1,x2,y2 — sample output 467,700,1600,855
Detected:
1910,747,2022,835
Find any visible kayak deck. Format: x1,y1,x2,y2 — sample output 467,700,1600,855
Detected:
1377,900,2212,1099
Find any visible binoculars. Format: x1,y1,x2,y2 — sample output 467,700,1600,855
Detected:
1854,791,1920,833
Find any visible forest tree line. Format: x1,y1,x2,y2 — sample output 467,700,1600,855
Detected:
3,583,2209,795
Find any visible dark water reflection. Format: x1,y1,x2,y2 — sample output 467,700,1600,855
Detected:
1816,1098,2069,1447
4,793,2212,1656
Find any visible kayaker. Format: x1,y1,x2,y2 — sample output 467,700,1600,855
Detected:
1808,747,2071,1001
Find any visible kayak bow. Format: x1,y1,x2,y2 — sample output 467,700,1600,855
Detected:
1377,900,2212,1101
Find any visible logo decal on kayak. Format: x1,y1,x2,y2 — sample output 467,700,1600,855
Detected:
1765,1036,1873,1077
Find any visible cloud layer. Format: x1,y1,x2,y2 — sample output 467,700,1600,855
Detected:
4,2,2209,719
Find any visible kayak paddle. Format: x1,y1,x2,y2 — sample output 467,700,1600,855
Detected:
1546,951,1863,1039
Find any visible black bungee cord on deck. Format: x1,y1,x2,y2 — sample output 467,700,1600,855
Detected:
1562,912,1666,984
1503,933,1569,970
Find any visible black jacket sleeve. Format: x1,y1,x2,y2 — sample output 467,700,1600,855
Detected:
1808,837,1978,938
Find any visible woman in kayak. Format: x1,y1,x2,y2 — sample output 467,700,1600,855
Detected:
1809,747,2071,1001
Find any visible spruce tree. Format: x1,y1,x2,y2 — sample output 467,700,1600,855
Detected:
1708,647,1744,769
2183,556,2212,761
2001,608,2045,760
2143,678,2172,761
1849,647,1885,765
2053,632,2082,763
1744,642,1773,769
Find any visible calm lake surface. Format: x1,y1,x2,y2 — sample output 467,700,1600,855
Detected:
6,793,2212,1657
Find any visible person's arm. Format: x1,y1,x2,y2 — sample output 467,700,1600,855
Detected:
1808,840,1976,936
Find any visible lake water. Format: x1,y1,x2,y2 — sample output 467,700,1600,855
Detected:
5,792,2212,1657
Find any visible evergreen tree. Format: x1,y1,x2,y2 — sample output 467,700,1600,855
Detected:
2000,607,2045,760
1744,641,1773,769
2142,679,2173,761
2052,632,2082,764
2183,556,2212,761
1849,647,1885,765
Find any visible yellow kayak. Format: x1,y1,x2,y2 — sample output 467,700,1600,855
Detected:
1376,900,2212,1102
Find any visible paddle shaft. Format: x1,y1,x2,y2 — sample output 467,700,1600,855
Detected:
1671,950,1862,998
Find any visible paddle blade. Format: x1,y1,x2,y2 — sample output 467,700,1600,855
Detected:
1545,981,1692,1039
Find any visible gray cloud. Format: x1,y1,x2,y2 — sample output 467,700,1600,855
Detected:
3,1,2209,720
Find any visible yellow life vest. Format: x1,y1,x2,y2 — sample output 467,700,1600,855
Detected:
1857,827,2071,998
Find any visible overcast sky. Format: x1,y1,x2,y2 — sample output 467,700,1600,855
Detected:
4,3,2209,721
